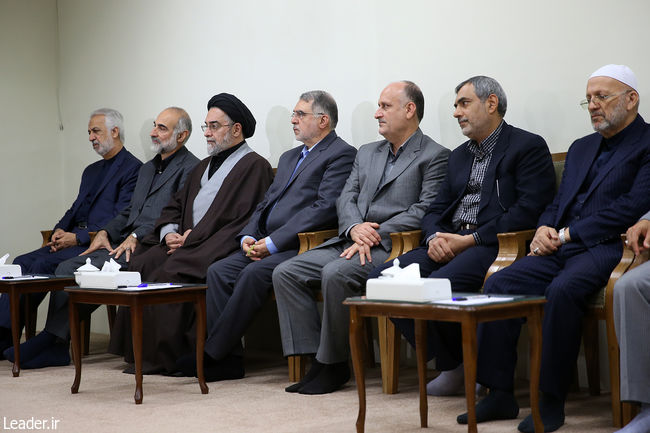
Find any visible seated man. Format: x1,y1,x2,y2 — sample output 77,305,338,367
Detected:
463,65,650,433
2,107,199,368
273,81,451,394
367,76,555,396
612,216,650,433
0,108,141,356
175,90,356,381
108,93,274,374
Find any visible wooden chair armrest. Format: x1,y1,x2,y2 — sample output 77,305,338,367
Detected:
387,233,404,262
400,230,423,253
297,229,338,254
602,234,649,308
297,233,311,255
484,229,536,282
386,230,422,262
41,230,53,247
40,230,97,248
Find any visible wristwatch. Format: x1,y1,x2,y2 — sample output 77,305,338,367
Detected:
130,232,138,240
558,227,567,245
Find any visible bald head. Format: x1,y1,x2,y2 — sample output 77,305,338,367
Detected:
374,81,423,149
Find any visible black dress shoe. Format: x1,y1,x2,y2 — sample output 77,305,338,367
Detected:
0,326,11,360
299,362,350,395
203,354,244,382
285,358,322,393
175,352,198,377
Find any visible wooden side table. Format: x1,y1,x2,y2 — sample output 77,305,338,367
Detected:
0,276,74,377
343,295,546,433
65,285,209,404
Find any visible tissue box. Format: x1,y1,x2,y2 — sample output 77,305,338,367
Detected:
0,264,22,278
77,271,141,289
366,278,451,302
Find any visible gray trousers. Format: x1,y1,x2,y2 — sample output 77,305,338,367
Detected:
46,248,128,339
272,241,389,364
614,260,650,404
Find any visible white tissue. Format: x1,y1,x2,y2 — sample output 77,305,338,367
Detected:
378,258,421,280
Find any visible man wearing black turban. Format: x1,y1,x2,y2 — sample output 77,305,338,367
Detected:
109,94,274,374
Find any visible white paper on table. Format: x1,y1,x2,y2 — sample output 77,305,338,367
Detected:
435,295,515,305
118,283,183,291
1,275,48,281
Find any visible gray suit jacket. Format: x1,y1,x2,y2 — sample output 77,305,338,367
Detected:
103,146,199,243
327,128,450,251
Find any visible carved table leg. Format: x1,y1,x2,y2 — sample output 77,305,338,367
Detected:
69,299,82,393
9,290,21,377
131,301,144,404
528,306,544,433
414,319,428,428
461,316,478,433
195,294,209,395
349,306,366,433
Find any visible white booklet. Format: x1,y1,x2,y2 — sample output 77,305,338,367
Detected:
118,283,183,291
1,275,49,281
435,295,515,305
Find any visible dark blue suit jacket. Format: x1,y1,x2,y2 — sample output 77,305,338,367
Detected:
538,114,650,264
421,122,556,246
54,147,142,245
238,130,357,251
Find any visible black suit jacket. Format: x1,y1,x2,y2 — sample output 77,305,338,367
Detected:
538,114,650,265
421,122,555,246
238,130,356,251
54,147,142,245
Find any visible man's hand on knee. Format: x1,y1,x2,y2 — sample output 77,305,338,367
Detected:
340,242,373,265
626,219,650,255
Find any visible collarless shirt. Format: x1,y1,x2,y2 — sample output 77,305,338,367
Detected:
153,148,178,176
75,148,121,226
208,140,246,179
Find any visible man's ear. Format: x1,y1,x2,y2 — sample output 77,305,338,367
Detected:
626,90,639,110
231,123,243,138
319,114,330,129
486,94,499,114
176,130,189,145
405,101,417,119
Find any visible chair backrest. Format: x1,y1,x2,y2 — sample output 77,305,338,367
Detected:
552,152,567,194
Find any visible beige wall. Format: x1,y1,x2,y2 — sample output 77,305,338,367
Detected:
0,0,62,256
2,0,649,387
6,0,650,256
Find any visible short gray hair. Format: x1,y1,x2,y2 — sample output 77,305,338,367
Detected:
90,108,125,142
455,76,507,117
401,80,424,122
166,106,192,144
299,90,338,129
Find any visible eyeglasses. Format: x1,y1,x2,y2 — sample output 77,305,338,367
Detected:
579,90,631,110
201,121,233,132
291,110,324,119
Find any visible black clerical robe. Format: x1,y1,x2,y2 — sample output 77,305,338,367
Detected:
108,151,273,373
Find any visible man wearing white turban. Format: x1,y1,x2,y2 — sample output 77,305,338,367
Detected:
460,65,650,433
